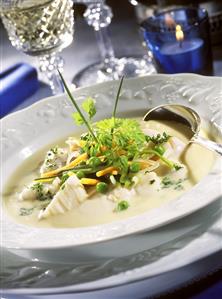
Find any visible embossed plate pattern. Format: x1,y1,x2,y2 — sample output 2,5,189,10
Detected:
1,74,222,294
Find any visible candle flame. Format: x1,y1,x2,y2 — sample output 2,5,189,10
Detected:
175,25,184,42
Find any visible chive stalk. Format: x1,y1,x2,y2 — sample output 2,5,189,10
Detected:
58,70,98,143
112,76,124,124
147,149,175,169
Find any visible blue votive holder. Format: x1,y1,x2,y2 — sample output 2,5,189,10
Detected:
141,7,213,75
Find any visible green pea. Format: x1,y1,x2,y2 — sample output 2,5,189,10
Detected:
154,145,165,156
96,182,108,193
116,200,129,212
88,156,101,167
130,162,140,173
124,179,132,188
76,170,85,179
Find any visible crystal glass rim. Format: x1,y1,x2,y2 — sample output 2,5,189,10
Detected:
0,0,53,11
141,7,209,33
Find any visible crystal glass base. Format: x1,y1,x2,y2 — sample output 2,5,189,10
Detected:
72,56,156,87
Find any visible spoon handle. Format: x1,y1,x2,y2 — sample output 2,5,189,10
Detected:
192,136,222,156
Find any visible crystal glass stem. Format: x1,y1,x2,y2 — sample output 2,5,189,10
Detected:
84,2,118,77
39,53,64,95
73,0,156,86
95,26,114,63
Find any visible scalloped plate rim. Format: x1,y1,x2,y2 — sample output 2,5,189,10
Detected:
1,73,222,250
1,72,221,122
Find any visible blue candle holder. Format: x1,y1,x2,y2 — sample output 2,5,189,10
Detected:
141,7,213,75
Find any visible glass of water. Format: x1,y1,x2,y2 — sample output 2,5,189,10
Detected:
0,0,74,94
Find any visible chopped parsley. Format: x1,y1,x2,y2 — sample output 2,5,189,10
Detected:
174,178,186,190
174,183,184,190
44,148,59,170
150,179,155,185
19,207,34,216
31,183,53,201
161,177,174,188
147,132,170,145
174,164,183,171
45,161,57,169
50,146,58,154
161,177,186,190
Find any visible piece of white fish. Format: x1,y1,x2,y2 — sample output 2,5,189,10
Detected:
38,175,87,220
136,171,161,196
165,137,186,159
108,187,137,203
40,147,68,174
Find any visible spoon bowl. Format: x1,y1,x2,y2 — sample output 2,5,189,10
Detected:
143,104,222,156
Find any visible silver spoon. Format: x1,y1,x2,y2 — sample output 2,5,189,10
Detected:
143,104,222,156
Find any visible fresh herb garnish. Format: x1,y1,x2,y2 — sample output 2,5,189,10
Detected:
115,200,129,212
72,97,96,125
174,178,185,190
31,183,52,201
174,164,183,171
95,118,146,158
146,149,175,169
50,146,58,154
161,177,186,190
150,179,155,184
154,145,165,156
82,97,96,119
112,76,124,124
130,162,140,173
19,207,34,216
56,71,184,191
174,183,184,190
31,182,43,193
161,177,173,188
45,161,57,170
44,148,58,169
147,132,170,145
58,70,98,143
72,112,84,126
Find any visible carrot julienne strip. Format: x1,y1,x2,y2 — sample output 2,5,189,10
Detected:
96,166,118,177
41,153,88,178
80,178,100,185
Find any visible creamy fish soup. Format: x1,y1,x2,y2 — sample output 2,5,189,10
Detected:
3,118,217,229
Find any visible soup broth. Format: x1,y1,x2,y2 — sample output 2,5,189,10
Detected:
3,120,217,228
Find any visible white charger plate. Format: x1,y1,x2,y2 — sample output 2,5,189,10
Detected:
1,197,222,295
1,74,222,294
